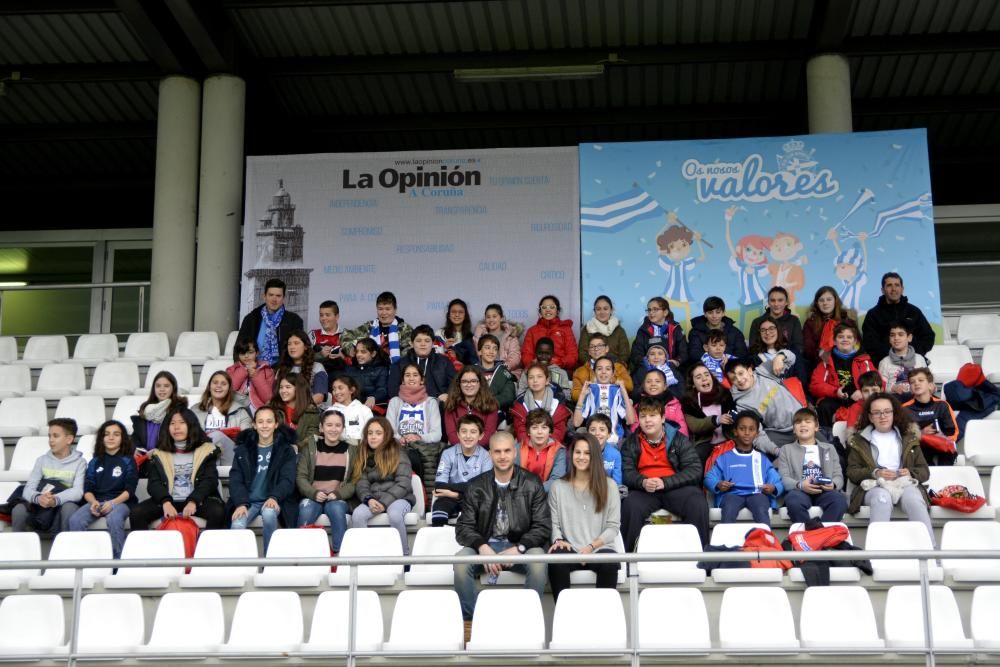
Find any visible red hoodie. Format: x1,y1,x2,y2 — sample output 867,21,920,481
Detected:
522,317,578,371
809,352,876,400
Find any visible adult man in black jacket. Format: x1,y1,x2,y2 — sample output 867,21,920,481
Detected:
237,278,305,366
620,396,710,549
861,272,935,364
454,431,550,625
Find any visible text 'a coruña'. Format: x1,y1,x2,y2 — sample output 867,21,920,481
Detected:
342,166,482,193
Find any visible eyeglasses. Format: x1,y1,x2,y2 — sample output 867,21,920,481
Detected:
646,307,664,313
588,344,607,351
869,409,894,418
759,326,778,333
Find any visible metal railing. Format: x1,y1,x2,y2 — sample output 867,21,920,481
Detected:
1,548,997,667
0,281,151,337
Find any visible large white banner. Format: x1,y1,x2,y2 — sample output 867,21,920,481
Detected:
241,148,581,334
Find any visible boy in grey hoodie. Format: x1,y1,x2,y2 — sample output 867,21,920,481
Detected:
725,357,802,454
12,418,86,534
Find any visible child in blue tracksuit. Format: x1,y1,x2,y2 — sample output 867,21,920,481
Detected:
705,411,782,525
431,414,493,526
584,413,623,486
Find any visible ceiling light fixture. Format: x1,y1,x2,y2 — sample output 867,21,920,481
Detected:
453,64,605,83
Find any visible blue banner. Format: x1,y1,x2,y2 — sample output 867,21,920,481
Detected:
580,129,939,335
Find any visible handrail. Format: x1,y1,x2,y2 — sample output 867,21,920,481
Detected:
3,549,997,667
0,280,151,336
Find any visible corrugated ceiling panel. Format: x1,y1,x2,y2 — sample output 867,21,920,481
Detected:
0,12,146,64
850,0,999,36
0,80,158,125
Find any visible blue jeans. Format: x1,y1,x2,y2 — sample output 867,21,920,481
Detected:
720,493,771,525
351,499,412,556
453,539,547,621
68,502,131,559
784,488,848,524
230,501,280,553
297,498,349,552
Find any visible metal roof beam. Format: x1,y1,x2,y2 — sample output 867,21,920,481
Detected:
854,95,1000,116
0,122,156,141
1,62,161,82
114,0,186,73
809,0,855,53
0,0,117,12
843,31,1000,57
165,0,237,72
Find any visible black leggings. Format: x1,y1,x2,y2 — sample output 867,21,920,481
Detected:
129,497,226,530
547,545,619,601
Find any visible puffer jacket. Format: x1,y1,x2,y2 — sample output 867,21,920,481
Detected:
522,317,578,372
620,422,702,492
455,466,551,551
353,451,416,508
846,424,929,514
473,320,524,377
229,426,300,526
809,352,876,400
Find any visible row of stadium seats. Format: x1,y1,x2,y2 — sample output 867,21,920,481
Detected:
0,331,238,368
3,522,999,592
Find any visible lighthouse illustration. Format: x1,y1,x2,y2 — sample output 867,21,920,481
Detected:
244,180,313,322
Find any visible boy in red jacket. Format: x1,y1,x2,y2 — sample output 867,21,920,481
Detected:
809,323,875,426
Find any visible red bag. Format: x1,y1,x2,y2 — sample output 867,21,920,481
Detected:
219,427,242,440
741,527,792,570
158,516,200,572
300,524,337,572
819,319,838,354
930,485,987,513
787,524,850,552
782,377,808,408
920,433,957,455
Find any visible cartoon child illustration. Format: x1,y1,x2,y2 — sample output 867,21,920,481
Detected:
725,206,771,332
768,232,807,306
826,226,869,312
656,211,706,326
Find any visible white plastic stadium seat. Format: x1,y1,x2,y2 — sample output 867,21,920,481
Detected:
384,590,464,652
0,532,42,589
884,585,973,650
404,526,461,586
957,314,1000,348
570,532,626,586
16,335,69,367
991,466,1000,517
29,531,113,589
195,359,232,391
940,521,1000,582
75,435,96,460
927,465,994,519
72,334,119,365
136,360,194,394
800,586,883,650
0,436,50,482
865,521,944,582
173,331,221,363
104,531,186,589
971,586,1000,650
638,588,711,652
255,528,331,588
76,593,145,655
467,589,545,652
140,592,226,655
636,523,706,584
83,361,141,399
55,396,106,436
25,362,86,399
982,345,1000,383
0,398,49,438
179,529,259,588
222,592,303,654
550,588,626,651
0,595,66,655
710,523,783,583
302,590,383,653
112,395,146,434
719,587,798,652
787,522,861,582
367,475,424,527
925,345,973,385
329,527,403,587
123,332,170,364
964,420,1000,467
0,336,17,364
0,364,31,399
220,330,239,360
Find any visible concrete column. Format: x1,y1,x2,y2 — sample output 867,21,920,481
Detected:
149,76,201,342
193,74,247,338
806,54,853,134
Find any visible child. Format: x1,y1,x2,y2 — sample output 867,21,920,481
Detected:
230,406,299,553
436,298,479,367
903,367,959,466
473,334,516,413
518,337,571,399
132,370,188,452
809,323,876,426
573,357,636,444
431,414,493,526
634,369,690,438
12,418,85,534
632,337,681,397
327,376,375,446
878,321,927,398
296,409,356,554
510,362,572,444
687,296,748,365
700,330,734,385
386,362,443,446
344,338,389,412
310,299,346,375
572,332,632,403
444,366,499,447
704,411,782,525
628,297,687,373
725,357,802,454
227,338,276,410
268,374,321,449
585,413,623,486
514,409,567,492
388,324,456,401
341,291,413,364
777,408,848,524
68,420,138,558
748,286,804,356
845,371,885,439
578,295,631,367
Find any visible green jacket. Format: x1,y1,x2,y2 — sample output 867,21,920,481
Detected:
847,424,929,514
296,435,358,507
340,318,414,359
578,323,631,367
294,404,321,450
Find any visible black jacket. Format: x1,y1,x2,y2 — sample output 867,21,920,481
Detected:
630,318,688,371
146,442,221,507
345,361,389,404
748,309,804,355
620,423,702,492
456,466,551,551
861,295,935,364
237,305,305,352
229,426,300,526
687,315,748,365
388,350,456,397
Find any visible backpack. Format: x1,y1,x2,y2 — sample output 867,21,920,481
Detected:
741,527,792,570
929,485,987,514
787,524,850,552
158,516,200,572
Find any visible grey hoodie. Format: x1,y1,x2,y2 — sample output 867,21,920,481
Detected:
22,448,86,505
730,355,802,439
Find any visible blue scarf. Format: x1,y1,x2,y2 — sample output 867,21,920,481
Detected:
259,305,284,366
831,347,857,361
370,318,401,363
644,358,678,386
